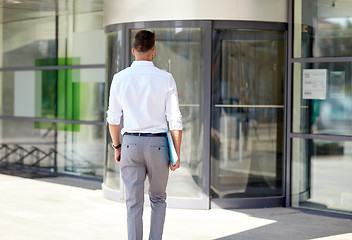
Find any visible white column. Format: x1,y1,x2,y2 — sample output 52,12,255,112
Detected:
104,0,288,26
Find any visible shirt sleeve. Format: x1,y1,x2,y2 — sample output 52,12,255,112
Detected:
165,74,182,130
106,75,123,125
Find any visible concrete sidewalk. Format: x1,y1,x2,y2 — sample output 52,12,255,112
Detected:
0,174,351,240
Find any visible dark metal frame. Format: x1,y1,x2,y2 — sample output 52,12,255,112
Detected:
0,64,105,72
0,116,104,126
286,0,294,208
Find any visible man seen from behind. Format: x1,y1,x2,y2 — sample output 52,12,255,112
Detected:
106,29,182,240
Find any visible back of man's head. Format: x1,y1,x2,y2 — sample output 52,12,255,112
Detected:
133,30,155,53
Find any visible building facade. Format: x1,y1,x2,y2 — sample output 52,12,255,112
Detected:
0,0,351,216
0,0,105,180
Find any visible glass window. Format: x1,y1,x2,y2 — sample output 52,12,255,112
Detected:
0,69,105,122
2,17,56,68
130,28,204,199
1,1,104,68
0,1,106,182
211,29,286,198
0,119,56,175
104,30,123,191
292,62,352,136
0,70,56,118
0,119,104,178
294,0,352,58
106,31,123,84
57,1,104,64
57,68,105,122
56,123,104,178
291,138,352,215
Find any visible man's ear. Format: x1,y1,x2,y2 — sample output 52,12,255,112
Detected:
132,48,136,56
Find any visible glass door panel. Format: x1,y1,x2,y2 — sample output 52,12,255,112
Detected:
130,28,205,200
211,29,285,199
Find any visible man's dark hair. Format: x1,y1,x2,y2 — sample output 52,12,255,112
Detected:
133,30,155,53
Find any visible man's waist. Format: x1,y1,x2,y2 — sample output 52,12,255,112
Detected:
124,132,167,137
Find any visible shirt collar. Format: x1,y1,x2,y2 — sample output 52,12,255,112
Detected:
131,61,154,67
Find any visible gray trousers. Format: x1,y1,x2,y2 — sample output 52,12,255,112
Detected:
120,135,169,240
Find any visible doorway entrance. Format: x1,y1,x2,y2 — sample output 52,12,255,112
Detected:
103,21,287,209
211,27,286,208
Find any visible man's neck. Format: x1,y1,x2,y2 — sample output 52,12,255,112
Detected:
135,57,153,61
133,48,154,61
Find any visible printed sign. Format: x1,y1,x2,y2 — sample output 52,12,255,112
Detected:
303,69,327,100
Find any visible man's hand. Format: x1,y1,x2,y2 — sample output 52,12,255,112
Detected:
169,130,182,171
169,159,180,171
115,148,121,162
108,124,121,163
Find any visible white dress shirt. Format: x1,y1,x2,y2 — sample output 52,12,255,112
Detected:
106,61,182,134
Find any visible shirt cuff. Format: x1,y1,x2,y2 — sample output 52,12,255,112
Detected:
106,112,121,125
168,118,183,130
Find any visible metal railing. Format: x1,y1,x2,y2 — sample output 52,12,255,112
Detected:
0,143,57,178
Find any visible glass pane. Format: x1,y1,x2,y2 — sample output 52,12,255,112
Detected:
0,70,57,118
106,31,123,84
104,30,123,191
291,138,352,215
294,0,352,58
56,123,104,178
292,62,352,136
59,11,105,64
211,29,285,198
2,2,104,68
0,69,104,121
0,119,103,179
57,68,105,122
55,0,104,64
130,28,204,199
0,119,56,177
2,17,56,68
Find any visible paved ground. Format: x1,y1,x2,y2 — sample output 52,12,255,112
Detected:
0,174,351,240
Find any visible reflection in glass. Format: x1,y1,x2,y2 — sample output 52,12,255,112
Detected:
0,69,105,122
292,138,352,215
65,26,105,65
104,30,123,191
292,62,352,136
56,123,104,178
295,0,352,58
0,120,104,178
1,5,104,68
0,70,56,118
2,17,56,68
0,119,56,177
0,3,106,181
57,68,105,122
211,29,285,198
130,28,204,198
